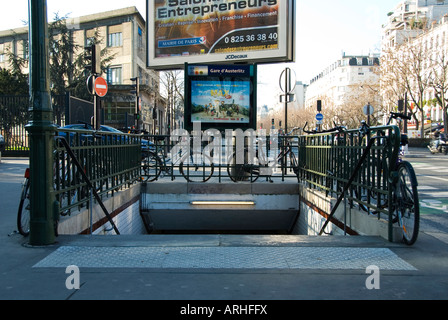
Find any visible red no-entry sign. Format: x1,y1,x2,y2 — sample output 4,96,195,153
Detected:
94,76,108,97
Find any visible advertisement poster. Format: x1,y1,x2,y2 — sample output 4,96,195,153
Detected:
191,80,251,124
148,0,294,69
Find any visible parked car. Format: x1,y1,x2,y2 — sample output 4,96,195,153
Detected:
57,123,154,154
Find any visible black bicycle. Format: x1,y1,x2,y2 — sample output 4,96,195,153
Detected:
359,112,420,245
226,128,301,182
141,137,214,183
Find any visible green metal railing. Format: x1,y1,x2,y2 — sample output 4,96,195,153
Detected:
141,133,300,183
53,128,142,217
297,125,401,220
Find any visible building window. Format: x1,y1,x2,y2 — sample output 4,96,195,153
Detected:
138,26,143,49
108,32,122,47
107,66,122,84
0,54,4,63
22,40,29,60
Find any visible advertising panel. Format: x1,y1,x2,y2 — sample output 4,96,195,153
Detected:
185,64,257,131
147,0,295,69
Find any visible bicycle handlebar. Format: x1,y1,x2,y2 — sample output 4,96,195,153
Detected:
303,122,346,134
287,127,301,135
390,112,412,121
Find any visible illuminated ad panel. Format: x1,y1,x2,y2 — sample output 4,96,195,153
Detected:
184,64,257,131
147,0,295,69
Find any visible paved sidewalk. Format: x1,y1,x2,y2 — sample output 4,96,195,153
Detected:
1,157,448,303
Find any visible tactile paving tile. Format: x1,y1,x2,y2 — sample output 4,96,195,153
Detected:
33,246,416,271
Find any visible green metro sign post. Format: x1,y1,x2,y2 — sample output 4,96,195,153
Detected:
26,0,57,245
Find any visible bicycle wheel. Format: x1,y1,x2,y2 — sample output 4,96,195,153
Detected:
54,153,85,216
394,161,420,245
226,152,260,182
141,151,162,182
17,179,31,237
289,150,299,177
180,152,214,182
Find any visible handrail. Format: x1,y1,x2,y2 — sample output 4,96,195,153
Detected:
55,136,120,235
298,124,401,239
318,135,382,235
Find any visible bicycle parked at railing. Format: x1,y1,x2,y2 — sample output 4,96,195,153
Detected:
17,168,31,236
17,141,88,237
226,127,301,182
359,112,420,245
141,136,214,183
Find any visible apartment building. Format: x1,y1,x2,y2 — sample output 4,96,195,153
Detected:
382,0,448,49
381,1,448,134
0,7,165,134
305,54,380,111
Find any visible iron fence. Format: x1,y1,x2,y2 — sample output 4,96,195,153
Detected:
140,133,300,183
297,125,401,218
49,124,402,224
0,94,67,156
53,128,142,216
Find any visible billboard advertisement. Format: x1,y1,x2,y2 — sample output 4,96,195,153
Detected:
184,64,257,131
147,0,295,69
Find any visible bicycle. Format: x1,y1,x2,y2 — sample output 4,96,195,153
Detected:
226,128,301,183
141,136,214,183
17,168,31,236
17,135,101,237
17,145,84,237
360,112,420,245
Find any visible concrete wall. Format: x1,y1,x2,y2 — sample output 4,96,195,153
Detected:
57,183,146,235
56,180,401,241
141,182,300,232
293,183,402,242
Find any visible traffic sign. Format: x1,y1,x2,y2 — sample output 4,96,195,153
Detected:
316,113,324,121
279,68,296,93
363,104,374,116
86,75,95,95
94,76,108,97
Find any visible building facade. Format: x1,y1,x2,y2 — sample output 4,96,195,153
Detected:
0,7,166,134
305,54,380,111
382,0,448,49
381,1,448,136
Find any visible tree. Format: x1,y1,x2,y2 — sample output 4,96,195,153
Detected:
381,37,431,138
400,40,432,138
160,70,184,130
48,13,78,96
380,47,407,114
0,67,28,95
429,47,448,135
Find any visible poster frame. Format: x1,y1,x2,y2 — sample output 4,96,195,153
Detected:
184,63,258,132
146,0,295,70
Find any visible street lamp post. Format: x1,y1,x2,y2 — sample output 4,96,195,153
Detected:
26,0,57,245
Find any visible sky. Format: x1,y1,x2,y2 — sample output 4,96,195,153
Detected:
0,0,397,108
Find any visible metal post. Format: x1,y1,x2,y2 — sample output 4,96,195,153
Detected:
404,93,408,133
26,0,56,245
284,68,289,133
